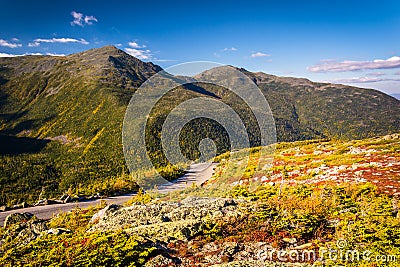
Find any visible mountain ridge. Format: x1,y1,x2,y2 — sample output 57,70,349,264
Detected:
0,45,399,205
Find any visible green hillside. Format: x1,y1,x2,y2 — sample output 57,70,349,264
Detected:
0,46,399,205
242,69,400,141
0,46,162,205
1,133,400,266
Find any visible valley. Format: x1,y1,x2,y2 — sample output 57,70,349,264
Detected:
0,46,399,206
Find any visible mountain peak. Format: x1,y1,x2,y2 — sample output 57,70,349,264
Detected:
86,45,124,55
68,45,127,61
65,45,162,88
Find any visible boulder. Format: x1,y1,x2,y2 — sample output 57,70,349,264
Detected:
12,202,30,209
145,254,176,267
4,212,34,227
181,196,236,208
34,199,47,206
89,197,243,243
5,218,48,246
89,204,120,224
46,228,72,235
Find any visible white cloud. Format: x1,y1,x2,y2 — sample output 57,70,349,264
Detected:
308,56,400,72
84,15,98,25
71,11,98,26
46,53,66,57
0,52,43,57
0,52,17,57
331,76,400,84
125,41,151,60
222,47,237,51
28,37,89,47
71,11,83,26
125,48,151,60
0,39,22,48
250,52,270,58
128,41,146,49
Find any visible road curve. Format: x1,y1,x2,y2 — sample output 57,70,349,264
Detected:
0,163,217,225
156,162,217,193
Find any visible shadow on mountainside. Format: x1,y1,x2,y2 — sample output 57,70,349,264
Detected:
0,134,50,155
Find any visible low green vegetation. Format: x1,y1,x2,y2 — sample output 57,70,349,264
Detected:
0,204,157,266
1,182,398,266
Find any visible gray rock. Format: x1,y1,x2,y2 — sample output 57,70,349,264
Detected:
89,197,240,232
5,219,48,246
34,199,47,206
12,202,30,209
88,197,243,244
145,254,175,267
11,202,29,210
181,196,236,208
4,212,34,227
30,220,48,234
35,198,62,206
89,204,120,224
46,228,72,235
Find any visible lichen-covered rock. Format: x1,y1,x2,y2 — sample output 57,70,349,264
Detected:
4,212,34,227
144,254,177,267
46,228,72,235
90,197,240,231
88,197,243,242
167,241,313,267
89,204,120,224
125,219,204,242
3,217,48,246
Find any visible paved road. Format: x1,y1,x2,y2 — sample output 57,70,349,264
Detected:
0,163,217,225
157,162,217,193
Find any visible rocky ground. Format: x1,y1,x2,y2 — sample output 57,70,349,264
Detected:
1,197,317,266
1,134,399,266
214,133,400,196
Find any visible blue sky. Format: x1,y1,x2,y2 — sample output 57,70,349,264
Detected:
0,0,399,94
